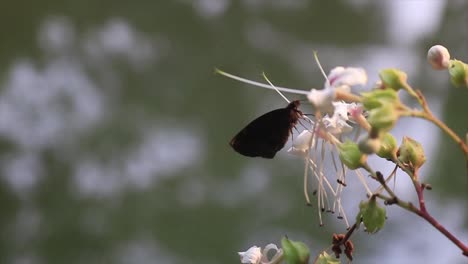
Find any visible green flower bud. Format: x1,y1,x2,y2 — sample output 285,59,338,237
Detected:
361,89,399,110
338,140,367,170
377,133,398,160
398,136,426,174
358,136,381,155
379,68,408,91
356,197,386,233
367,104,399,132
449,60,468,88
281,237,310,264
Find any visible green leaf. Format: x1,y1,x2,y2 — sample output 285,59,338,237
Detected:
316,252,341,264
356,198,386,233
281,237,310,264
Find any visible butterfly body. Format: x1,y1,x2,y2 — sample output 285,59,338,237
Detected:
230,100,302,158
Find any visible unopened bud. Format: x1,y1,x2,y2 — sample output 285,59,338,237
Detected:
376,133,398,160
338,140,367,170
356,197,386,233
379,68,408,91
281,237,310,264
358,136,381,155
367,104,399,133
361,89,399,110
449,59,468,88
427,45,450,70
398,136,426,175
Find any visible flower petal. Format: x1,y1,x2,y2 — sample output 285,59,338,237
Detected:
288,130,315,157
239,246,262,264
327,67,368,89
307,87,336,115
261,244,283,263
322,102,355,135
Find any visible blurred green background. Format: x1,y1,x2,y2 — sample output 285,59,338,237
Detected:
0,1,467,264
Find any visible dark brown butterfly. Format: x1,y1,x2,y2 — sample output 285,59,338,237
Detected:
230,100,303,158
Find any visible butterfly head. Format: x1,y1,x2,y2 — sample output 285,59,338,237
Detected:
288,100,303,119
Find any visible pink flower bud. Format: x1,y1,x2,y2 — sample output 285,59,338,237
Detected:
427,45,450,70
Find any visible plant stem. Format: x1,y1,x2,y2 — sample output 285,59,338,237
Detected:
411,180,468,256
403,87,468,157
375,172,468,256
423,111,468,155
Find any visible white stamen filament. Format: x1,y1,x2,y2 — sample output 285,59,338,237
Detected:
355,169,373,196
308,161,337,196
313,51,329,85
332,169,346,214
338,199,350,229
303,158,311,205
262,72,290,103
215,68,309,95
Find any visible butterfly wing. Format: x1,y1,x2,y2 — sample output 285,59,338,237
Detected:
230,107,297,158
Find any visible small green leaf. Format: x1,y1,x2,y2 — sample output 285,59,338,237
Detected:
316,252,341,264
356,198,386,233
281,237,310,264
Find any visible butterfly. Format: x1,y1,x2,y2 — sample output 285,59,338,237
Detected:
230,100,303,158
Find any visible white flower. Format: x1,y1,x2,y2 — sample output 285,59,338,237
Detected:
239,244,283,264
322,102,356,135
307,87,336,115
288,130,315,157
308,67,367,116
326,67,368,91
427,45,450,70
239,246,262,264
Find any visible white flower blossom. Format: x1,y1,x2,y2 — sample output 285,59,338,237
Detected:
239,246,262,264
326,67,368,91
308,67,367,116
307,87,336,115
288,130,315,157
239,244,282,264
322,102,356,135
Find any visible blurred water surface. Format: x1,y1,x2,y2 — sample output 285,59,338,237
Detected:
0,1,467,264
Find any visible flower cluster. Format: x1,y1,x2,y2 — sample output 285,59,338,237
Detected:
217,44,468,263
289,66,371,227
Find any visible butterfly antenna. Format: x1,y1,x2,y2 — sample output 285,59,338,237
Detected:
313,51,330,86
262,72,290,103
